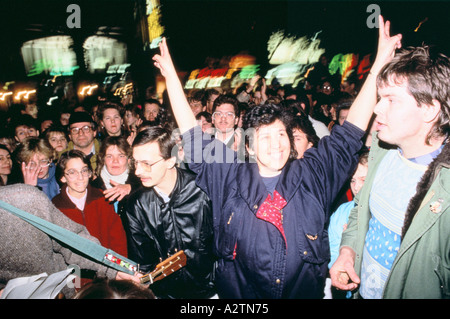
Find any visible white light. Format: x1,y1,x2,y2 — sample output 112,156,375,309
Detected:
15,91,27,100
24,90,36,99
47,96,58,105
21,36,77,76
0,92,13,101
267,31,325,65
87,85,98,95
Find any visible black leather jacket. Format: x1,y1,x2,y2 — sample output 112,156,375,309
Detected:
123,167,216,299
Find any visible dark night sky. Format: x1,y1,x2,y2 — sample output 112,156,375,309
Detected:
0,0,449,80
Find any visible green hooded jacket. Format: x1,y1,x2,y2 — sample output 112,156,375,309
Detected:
341,134,450,299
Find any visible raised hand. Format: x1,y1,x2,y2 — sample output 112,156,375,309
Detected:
345,15,401,131
127,130,136,146
152,37,197,133
152,37,177,78
21,161,40,186
371,15,402,74
249,74,261,87
330,16,403,289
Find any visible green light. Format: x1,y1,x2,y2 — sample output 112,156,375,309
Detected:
239,65,260,79
27,59,54,77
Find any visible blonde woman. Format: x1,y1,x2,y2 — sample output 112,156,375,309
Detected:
15,137,60,200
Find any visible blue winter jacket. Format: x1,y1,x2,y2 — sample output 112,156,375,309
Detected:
182,121,364,298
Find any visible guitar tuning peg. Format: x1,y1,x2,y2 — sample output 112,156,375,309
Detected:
174,248,178,252
159,257,163,262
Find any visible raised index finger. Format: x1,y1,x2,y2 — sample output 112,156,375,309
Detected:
378,15,388,39
159,37,168,57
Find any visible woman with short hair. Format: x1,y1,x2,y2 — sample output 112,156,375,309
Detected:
15,137,60,200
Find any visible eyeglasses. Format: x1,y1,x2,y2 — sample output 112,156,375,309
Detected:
70,125,93,135
322,85,332,90
131,158,164,171
212,112,235,120
64,167,92,180
27,159,52,169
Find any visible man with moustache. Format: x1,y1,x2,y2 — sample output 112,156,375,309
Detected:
210,95,246,159
211,95,239,148
122,126,216,299
63,111,101,172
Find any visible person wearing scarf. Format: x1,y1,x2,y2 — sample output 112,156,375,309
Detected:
91,136,140,216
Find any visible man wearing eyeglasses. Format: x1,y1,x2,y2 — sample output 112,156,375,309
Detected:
123,126,216,299
62,111,101,173
211,95,240,151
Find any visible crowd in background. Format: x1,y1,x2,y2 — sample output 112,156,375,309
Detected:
0,9,448,300
0,54,374,299
0,53,372,191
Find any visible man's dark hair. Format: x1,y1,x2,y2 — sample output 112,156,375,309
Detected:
9,114,39,134
336,95,354,125
132,126,176,160
144,98,162,107
196,111,212,123
202,88,220,107
292,115,319,148
211,94,239,115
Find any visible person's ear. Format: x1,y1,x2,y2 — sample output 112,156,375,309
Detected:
246,144,255,157
422,99,441,123
166,156,177,169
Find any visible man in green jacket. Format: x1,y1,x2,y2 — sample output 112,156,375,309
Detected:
60,111,101,173
330,17,450,299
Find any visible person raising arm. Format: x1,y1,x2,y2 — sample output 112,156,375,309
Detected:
330,16,405,293
345,15,402,131
152,38,197,134
152,16,402,299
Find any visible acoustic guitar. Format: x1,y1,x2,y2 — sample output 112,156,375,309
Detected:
139,250,187,285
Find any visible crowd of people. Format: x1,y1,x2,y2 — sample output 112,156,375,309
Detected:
0,15,448,299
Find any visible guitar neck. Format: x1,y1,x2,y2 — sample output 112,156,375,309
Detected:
140,250,187,285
